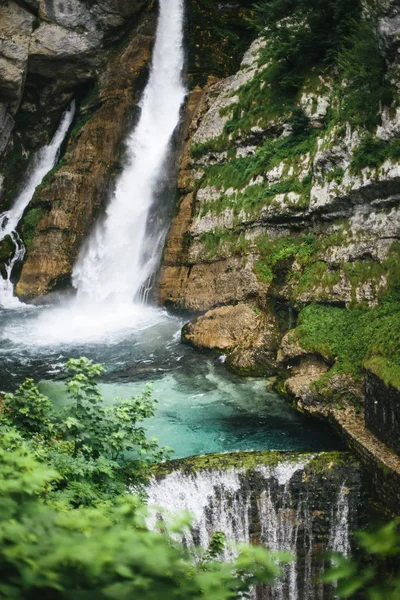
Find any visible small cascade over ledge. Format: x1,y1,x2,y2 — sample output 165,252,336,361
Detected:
148,451,363,600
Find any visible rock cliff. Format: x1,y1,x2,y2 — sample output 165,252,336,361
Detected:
0,0,254,297
0,0,148,205
15,8,157,297
158,0,400,393
157,0,400,492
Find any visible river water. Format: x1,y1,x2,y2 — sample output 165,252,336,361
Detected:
0,302,343,459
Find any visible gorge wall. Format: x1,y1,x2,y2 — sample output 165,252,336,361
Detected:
1,0,400,509
0,0,255,297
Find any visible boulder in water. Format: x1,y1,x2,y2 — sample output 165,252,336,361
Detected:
182,304,281,376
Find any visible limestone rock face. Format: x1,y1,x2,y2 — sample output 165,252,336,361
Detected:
0,2,34,150
158,21,400,313
16,10,156,298
0,0,149,174
182,304,280,376
29,0,148,78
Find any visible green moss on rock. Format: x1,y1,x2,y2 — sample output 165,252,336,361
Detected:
295,289,400,390
152,450,352,478
0,235,15,263
19,207,48,249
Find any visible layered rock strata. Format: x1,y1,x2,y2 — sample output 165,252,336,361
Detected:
159,34,400,313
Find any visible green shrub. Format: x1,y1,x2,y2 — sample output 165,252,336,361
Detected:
250,0,361,93
337,20,392,128
0,358,291,598
350,135,400,173
1,357,170,506
0,429,289,600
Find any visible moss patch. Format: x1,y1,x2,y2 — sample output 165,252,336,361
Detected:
350,135,400,173
152,450,350,478
0,235,15,263
19,207,48,249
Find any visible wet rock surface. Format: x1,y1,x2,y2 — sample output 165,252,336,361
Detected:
182,304,280,375
365,370,400,456
16,8,157,298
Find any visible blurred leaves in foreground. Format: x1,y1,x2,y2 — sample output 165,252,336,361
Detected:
323,519,400,599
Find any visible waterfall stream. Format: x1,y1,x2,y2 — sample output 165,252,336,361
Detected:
0,103,75,308
3,0,188,344
148,453,360,600
72,0,186,305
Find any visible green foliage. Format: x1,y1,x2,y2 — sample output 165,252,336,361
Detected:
254,261,274,284
254,235,317,285
0,359,293,599
2,379,53,438
326,167,345,184
201,125,317,193
337,20,392,128
70,112,92,139
350,135,400,173
1,357,169,506
0,429,289,600
199,178,310,220
0,235,15,263
250,0,361,94
296,289,400,387
323,520,400,599
186,0,254,87
19,207,48,249
293,261,341,296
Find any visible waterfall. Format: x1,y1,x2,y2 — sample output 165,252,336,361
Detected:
0,102,75,308
0,0,185,344
328,484,351,556
72,0,186,305
147,452,361,600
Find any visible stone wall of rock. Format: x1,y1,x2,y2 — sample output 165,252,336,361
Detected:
158,28,400,314
0,0,149,209
1,0,255,298
365,370,400,456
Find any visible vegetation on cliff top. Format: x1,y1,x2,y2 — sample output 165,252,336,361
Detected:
186,0,255,87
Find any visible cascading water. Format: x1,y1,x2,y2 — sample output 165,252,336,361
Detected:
72,0,186,305
0,0,186,344
0,102,75,309
147,452,362,600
